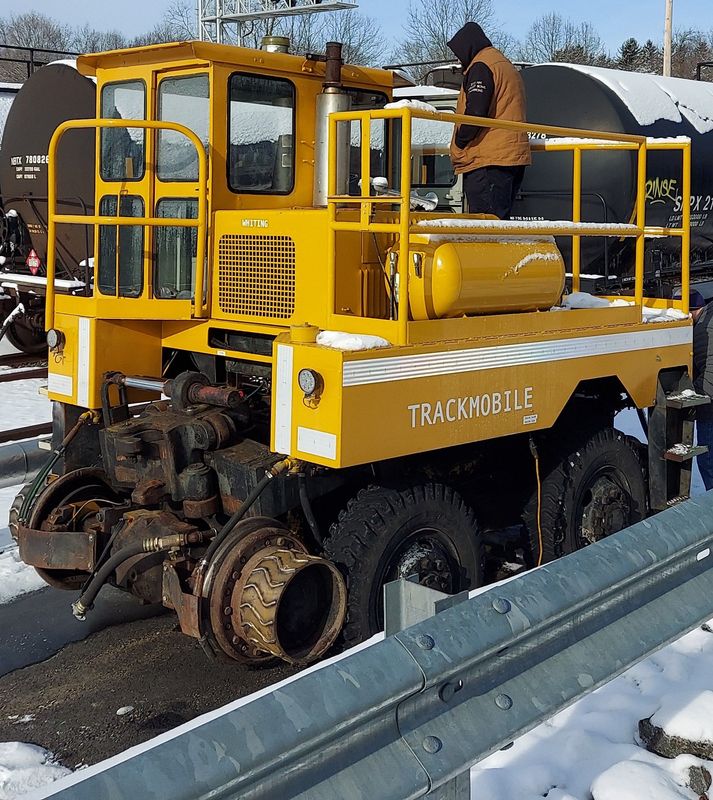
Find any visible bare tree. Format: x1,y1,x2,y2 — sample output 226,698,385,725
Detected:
324,11,385,66
518,13,605,65
395,0,497,79
71,25,128,54
0,12,74,80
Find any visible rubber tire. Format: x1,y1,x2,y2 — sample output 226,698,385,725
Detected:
524,427,648,565
324,484,482,647
5,319,47,355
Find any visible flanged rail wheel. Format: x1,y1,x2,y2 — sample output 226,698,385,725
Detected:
324,484,483,648
203,517,347,666
524,427,648,564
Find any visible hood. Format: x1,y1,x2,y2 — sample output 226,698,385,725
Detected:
447,22,493,69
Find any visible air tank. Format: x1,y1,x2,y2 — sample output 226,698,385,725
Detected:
515,64,713,279
0,61,96,276
407,235,565,319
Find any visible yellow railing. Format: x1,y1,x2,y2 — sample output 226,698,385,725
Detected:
46,118,208,329
326,107,692,345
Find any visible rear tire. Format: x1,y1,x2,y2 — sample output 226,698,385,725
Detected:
324,483,483,647
524,427,647,564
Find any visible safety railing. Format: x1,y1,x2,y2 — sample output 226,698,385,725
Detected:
327,108,691,345
530,136,692,307
46,118,208,328
38,489,713,799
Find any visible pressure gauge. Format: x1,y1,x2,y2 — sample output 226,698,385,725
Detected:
298,369,323,398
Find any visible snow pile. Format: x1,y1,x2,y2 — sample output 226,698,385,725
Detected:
556,64,713,134
393,86,459,99
0,548,44,605
591,759,699,800
384,98,439,114
470,623,713,799
560,292,689,323
316,331,390,352
417,218,639,234
0,742,68,799
650,688,713,743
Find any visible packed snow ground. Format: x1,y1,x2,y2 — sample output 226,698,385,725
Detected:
0,337,51,602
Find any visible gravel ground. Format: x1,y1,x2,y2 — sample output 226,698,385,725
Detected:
0,613,298,769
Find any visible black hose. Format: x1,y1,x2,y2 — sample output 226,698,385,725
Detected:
200,471,274,568
298,473,322,546
72,541,147,619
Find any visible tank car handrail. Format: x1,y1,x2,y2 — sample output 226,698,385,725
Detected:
326,106,692,341
45,118,208,328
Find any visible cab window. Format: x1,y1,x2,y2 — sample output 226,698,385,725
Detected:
153,198,198,299
97,195,144,297
228,73,295,194
157,74,209,182
100,81,146,181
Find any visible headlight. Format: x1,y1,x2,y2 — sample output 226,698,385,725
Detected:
298,368,323,397
46,328,64,351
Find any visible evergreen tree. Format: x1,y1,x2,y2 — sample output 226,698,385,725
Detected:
617,37,641,71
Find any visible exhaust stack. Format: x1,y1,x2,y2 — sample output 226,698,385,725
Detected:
313,42,351,207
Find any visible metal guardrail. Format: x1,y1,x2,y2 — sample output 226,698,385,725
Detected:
38,490,713,800
0,437,49,488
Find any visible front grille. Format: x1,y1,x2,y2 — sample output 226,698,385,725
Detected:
218,234,296,319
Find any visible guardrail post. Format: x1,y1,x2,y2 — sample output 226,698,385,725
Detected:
384,578,470,799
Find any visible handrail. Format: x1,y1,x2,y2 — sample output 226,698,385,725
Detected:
46,118,208,328
326,107,692,343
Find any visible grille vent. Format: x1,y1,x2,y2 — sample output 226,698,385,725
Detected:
218,234,296,319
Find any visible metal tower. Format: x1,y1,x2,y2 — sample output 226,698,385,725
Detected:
198,1,358,45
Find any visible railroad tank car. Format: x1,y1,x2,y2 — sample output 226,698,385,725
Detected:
515,63,713,293
0,62,95,352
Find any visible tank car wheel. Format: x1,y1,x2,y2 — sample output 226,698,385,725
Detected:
324,484,483,648
16,468,119,590
524,427,647,565
5,316,47,355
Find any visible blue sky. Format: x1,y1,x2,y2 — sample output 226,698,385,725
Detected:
14,0,713,51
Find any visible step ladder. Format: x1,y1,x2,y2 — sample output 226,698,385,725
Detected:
648,373,711,512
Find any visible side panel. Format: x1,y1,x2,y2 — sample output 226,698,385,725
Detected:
47,314,163,409
277,324,692,469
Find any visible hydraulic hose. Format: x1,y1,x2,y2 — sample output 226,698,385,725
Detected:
298,472,322,546
19,410,100,523
198,457,295,578
72,531,201,620
72,541,147,620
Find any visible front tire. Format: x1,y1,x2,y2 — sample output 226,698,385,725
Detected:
524,427,647,565
324,483,483,647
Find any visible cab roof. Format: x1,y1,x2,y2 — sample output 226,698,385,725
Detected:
77,40,406,90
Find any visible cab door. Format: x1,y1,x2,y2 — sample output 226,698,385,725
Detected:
95,67,209,320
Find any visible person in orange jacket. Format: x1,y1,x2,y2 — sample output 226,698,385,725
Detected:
448,22,531,219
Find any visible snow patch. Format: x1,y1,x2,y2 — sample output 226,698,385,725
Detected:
316,331,390,352
554,63,713,134
0,742,69,799
506,251,561,276
416,218,639,234
0,548,45,605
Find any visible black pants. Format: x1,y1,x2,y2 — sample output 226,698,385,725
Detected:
463,165,526,220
